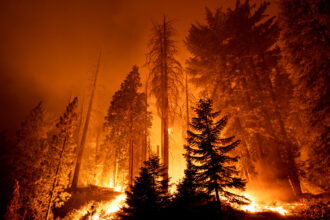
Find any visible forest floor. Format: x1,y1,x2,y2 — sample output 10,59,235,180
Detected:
53,185,121,219
53,187,329,219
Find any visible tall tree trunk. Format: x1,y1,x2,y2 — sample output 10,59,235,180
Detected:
263,63,302,196
254,133,265,162
94,125,101,184
185,71,190,134
112,153,117,187
128,111,134,186
214,182,221,213
142,83,148,164
234,117,253,180
71,52,101,188
157,145,160,157
241,58,301,196
128,138,133,186
161,16,169,192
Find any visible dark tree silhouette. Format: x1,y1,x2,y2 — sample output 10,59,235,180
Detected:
174,144,207,205
186,0,303,196
279,0,330,191
118,155,169,219
185,98,247,211
171,145,210,219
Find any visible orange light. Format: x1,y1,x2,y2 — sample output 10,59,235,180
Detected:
240,193,288,216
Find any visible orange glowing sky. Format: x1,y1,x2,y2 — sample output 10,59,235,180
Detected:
0,0,278,131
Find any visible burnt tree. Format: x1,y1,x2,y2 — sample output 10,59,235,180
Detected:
146,16,183,191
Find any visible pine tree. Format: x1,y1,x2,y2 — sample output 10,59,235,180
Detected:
172,146,209,217
13,101,48,218
41,97,78,220
186,99,247,211
186,0,303,196
103,66,151,187
279,0,330,191
146,16,183,191
118,155,168,219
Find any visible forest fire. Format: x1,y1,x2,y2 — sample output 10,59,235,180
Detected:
0,0,329,219
91,194,126,219
69,193,126,220
234,191,316,217
240,194,288,216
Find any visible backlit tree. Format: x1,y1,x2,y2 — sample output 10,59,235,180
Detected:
185,98,247,211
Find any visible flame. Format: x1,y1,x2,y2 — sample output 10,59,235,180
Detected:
104,194,126,215
69,192,126,220
114,186,123,192
93,193,126,220
240,193,288,216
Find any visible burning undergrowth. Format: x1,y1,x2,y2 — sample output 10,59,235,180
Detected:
53,185,121,219
64,193,126,220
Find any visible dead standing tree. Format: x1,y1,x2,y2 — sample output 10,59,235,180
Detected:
146,16,183,192
71,52,101,188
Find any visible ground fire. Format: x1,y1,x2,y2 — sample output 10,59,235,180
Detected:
0,0,329,219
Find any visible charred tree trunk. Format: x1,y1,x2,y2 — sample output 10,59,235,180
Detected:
128,139,133,186
142,83,148,164
71,52,101,188
259,60,302,196
185,71,190,135
241,58,301,196
263,63,302,196
161,16,169,192
214,183,221,213
254,133,265,162
128,111,134,186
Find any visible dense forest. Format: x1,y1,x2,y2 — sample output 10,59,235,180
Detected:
0,0,329,219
